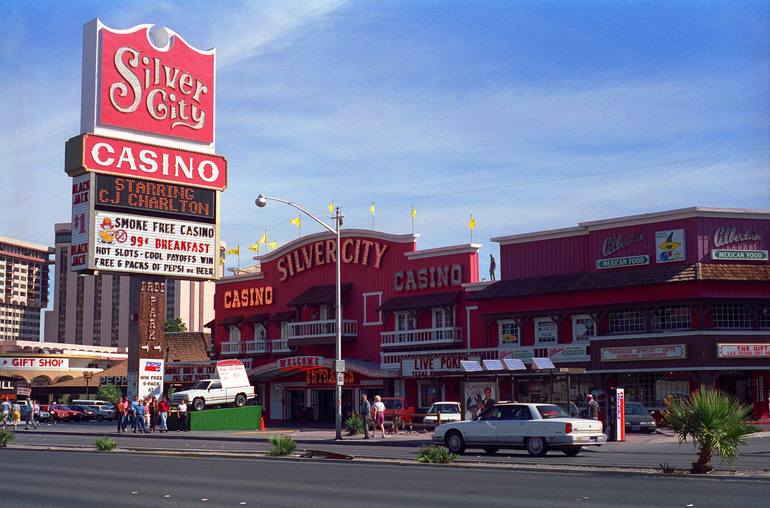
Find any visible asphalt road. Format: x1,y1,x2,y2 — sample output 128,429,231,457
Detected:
11,424,770,472
0,449,767,507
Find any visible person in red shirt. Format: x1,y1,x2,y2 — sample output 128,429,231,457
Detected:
116,397,127,433
158,396,171,433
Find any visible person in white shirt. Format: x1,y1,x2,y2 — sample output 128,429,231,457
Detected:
177,400,189,432
373,395,386,438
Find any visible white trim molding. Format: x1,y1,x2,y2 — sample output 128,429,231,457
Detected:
405,243,482,260
362,291,383,326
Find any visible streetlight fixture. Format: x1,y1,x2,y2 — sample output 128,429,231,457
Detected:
255,194,345,440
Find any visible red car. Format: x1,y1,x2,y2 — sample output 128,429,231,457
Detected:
380,397,415,430
40,404,79,422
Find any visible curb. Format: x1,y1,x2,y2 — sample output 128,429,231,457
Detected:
8,443,770,481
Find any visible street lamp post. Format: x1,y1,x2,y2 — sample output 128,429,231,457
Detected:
256,194,345,440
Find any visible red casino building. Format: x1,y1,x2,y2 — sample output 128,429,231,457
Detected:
211,208,770,423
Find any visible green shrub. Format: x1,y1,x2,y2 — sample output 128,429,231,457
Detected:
97,384,122,405
95,436,117,452
345,414,365,435
268,435,296,457
416,445,457,464
0,430,14,448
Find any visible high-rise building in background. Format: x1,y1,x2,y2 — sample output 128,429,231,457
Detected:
44,223,218,347
0,236,53,341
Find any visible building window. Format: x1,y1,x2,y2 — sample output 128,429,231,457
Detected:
713,304,752,329
609,308,645,334
431,307,454,329
228,325,241,342
417,381,440,410
651,305,691,331
498,319,520,347
254,323,267,342
760,305,770,329
534,318,558,345
395,311,417,332
572,315,595,341
363,292,382,326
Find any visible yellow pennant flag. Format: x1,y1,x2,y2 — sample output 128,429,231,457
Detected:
468,215,477,230
369,202,376,216
290,216,301,228
257,233,268,244
268,241,277,250
327,201,335,214
219,247,225,264
226,246,240,255
411,206,417,219
248,242,260,252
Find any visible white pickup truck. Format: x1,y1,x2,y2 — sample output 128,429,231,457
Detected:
171,379,255,411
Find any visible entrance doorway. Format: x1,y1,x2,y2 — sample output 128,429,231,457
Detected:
312,390,335,423
719,374,753,406
287,390,306,421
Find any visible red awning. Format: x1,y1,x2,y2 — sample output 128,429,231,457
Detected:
243,313,270,324
289,283,352,306
218,316,243,326
270,311,297,322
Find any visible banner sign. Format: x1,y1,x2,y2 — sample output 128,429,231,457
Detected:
601,344,686,362
66,134,227,190
655,229,685,263
716,343,770,358
138,358,164,399
85,21,216,144
94,173,216,223
216,359,251,389
596,255,650,270
277,356,329,371
711,249,768,261
0,357,70,370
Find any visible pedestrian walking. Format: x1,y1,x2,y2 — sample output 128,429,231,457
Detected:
11,401,21,430
373,395,386,438
158,396,170,433
24,398,37,430
143,398,151,430
133,397,148,433
149,397,158,433
177,399,189,432
587,394,600,420
129,396,141,433
116,397,126,432
358,393,371,439
32,400,40,428
1,398,11,430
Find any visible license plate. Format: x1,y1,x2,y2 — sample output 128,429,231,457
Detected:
631,425,640,431
590,436,598,441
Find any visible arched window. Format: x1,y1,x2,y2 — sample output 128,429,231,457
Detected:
228,325,241,342
254,323,267,341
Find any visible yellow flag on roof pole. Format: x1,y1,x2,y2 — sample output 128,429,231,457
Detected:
468,215,477,243
268,240,277,250
328,201,335,214
257,232,267,244
410,205,416,235
226,245,241,270
290,216,301,238
369,202,375,229
248,242,260,252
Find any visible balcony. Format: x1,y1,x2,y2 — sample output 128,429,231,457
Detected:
286,319,357,345
220,340,269,355
380,326,462,348
271,338,292,353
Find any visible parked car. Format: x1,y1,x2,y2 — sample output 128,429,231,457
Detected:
40,404,76,422
434,402,607,457
69,405,97,421
37,407,51,422
91,405,116,421
624,402,656,433
424,402,462,427
171,379,255,411
380,397,415,430
59,405,88,421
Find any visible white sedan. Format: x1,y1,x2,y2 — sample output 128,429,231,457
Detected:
424,402,463,427
433,402,606,457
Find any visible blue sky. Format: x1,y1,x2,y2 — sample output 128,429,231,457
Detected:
0,0,768,281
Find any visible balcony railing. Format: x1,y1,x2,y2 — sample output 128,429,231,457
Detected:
244,340,268,354
220,341,242,355
220,340,268,355
271,338,292,353
380,326,462,348
286,319,357,343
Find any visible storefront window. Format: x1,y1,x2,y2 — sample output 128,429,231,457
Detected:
228,325,241,342
418,381,439,410
651,305,692,331
254,324,267,341
760,305,770,329
572,315,595,341
619,372,690,407
432,307,454,329
395,311,417,331
534,318,557,345
713,304,752,329
609,308,645,334
498,320,520,347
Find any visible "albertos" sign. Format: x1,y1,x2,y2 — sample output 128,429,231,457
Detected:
84,20,216,145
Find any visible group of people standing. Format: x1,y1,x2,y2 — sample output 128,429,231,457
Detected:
1,398,39,430
115,395,182,433
358,394,388,439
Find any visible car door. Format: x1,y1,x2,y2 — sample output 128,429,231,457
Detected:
496,405,533,445
209,380,224,404
464,406,502,444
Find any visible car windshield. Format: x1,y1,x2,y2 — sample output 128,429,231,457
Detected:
536,405,571,419
625,403,649,416
429,404,459,414
382,399,403,410
58,405,72,410
191,381,211,390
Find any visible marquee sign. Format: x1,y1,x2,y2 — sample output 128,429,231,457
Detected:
601,345,686,362
83,20,216,145
94,173,216,223
66,133,227,190
0,357,70,370
716,343,770,358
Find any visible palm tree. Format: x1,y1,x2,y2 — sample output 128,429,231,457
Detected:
164,318,187,333
665,388,757,473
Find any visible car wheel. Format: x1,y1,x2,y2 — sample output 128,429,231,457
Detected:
562,446,582,457
526,437,548,457
483,447,499,455
444,431,466,454
192,398,205,412
234,394,246,407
